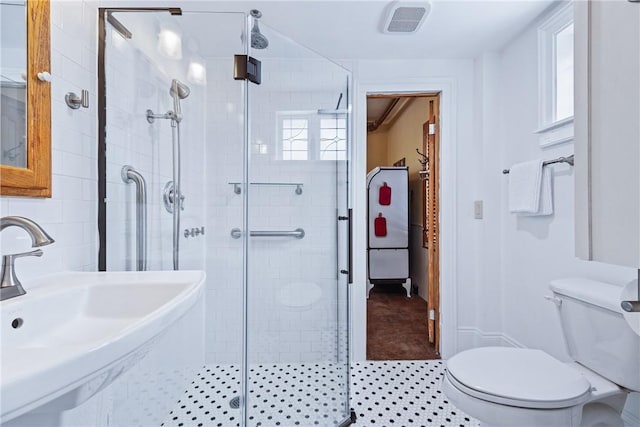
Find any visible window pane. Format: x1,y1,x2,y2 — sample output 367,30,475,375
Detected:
291,140,308,151
321,128,337,141
290,119,307,129
555,23,574,121
320,117,346,161
282,117,309,161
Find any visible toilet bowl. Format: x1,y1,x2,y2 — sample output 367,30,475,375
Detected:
442,347,627,427
442,278,640,427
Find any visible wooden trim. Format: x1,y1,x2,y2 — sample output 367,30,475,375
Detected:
422,122,429,249
0,0,51,197
425,97,441,354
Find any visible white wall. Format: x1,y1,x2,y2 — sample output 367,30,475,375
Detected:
350,58,476,361
482,4,639,422
350,19,640,426
0,0,98,277
494,0,636,363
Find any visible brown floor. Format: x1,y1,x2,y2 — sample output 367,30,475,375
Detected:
367,283,440,360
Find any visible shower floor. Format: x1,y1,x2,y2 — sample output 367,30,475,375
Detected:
162,360,479,427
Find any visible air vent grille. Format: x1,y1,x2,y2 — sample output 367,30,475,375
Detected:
383,2,431,34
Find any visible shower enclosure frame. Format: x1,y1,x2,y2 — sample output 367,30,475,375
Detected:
97,8,355,426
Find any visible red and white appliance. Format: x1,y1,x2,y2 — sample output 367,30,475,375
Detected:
366,167,411,298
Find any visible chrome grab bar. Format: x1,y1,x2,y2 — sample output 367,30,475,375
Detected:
121,165,147,271
230,228,305,239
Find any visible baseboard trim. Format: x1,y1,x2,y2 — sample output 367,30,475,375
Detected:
622,406,640,427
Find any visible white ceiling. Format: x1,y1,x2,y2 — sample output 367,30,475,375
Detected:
175,0,557,59
102,0,557,60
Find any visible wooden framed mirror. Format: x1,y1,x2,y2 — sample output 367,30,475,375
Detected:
0,0,51,197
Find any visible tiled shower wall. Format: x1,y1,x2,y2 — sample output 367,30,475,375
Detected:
0,0,350,371
204,55,349,364
103,15,206,272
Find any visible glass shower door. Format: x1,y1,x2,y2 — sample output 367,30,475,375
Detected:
245,19,352,426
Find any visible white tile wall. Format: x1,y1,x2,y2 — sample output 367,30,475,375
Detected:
204,55,350,365
102,13,207,272
1,1,350,402
0,0,98,278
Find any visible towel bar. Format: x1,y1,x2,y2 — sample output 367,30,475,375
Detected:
503,155,574,174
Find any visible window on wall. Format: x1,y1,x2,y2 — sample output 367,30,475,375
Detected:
537,3,574,147
554,22,574,121
282,118,309,160
279,113,346,160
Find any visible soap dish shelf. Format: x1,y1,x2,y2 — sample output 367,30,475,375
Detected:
228,182,303,195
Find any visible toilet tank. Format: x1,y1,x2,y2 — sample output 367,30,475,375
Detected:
550,278,640,392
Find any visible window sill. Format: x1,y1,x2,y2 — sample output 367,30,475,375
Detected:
535,116,574,148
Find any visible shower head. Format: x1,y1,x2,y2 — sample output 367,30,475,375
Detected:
170,79,190,123
250,9,268,50
170,79,190,100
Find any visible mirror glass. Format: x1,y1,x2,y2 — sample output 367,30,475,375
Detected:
0,1,27,168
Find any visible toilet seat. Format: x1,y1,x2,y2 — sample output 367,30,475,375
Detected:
446,347,592,409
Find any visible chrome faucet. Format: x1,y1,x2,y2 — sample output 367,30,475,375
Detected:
0,216,55,301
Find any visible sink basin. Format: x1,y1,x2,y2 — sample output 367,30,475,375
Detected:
0,270,205,423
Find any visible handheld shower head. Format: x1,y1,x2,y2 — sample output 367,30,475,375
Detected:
170,79,190,100
170,79,190,123
250,9,268,50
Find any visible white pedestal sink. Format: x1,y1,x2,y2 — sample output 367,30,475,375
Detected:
0,270,205,424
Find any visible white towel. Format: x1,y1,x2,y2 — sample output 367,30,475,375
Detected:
508,159,553,216
521,166,553,216
508,160,543,213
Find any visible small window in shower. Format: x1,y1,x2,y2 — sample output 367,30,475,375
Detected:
279,113,346,161
320,117,347,161
281,117,309,160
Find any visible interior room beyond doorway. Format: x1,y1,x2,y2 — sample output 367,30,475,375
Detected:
366,93,441,361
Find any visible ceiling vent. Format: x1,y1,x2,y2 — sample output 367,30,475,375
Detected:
382,1,431,34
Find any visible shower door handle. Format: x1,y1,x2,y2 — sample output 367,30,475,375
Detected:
122,165,147,271
338,209,353,284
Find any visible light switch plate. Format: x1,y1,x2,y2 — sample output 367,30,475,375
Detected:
474,200,483,219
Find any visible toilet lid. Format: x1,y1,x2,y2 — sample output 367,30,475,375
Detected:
446,347,592,409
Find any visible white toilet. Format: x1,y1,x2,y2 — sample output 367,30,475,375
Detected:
442,278,640,427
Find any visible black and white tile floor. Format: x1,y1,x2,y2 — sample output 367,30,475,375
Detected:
163,360,479,427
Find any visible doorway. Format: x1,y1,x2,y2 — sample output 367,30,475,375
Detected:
365,93,441,360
